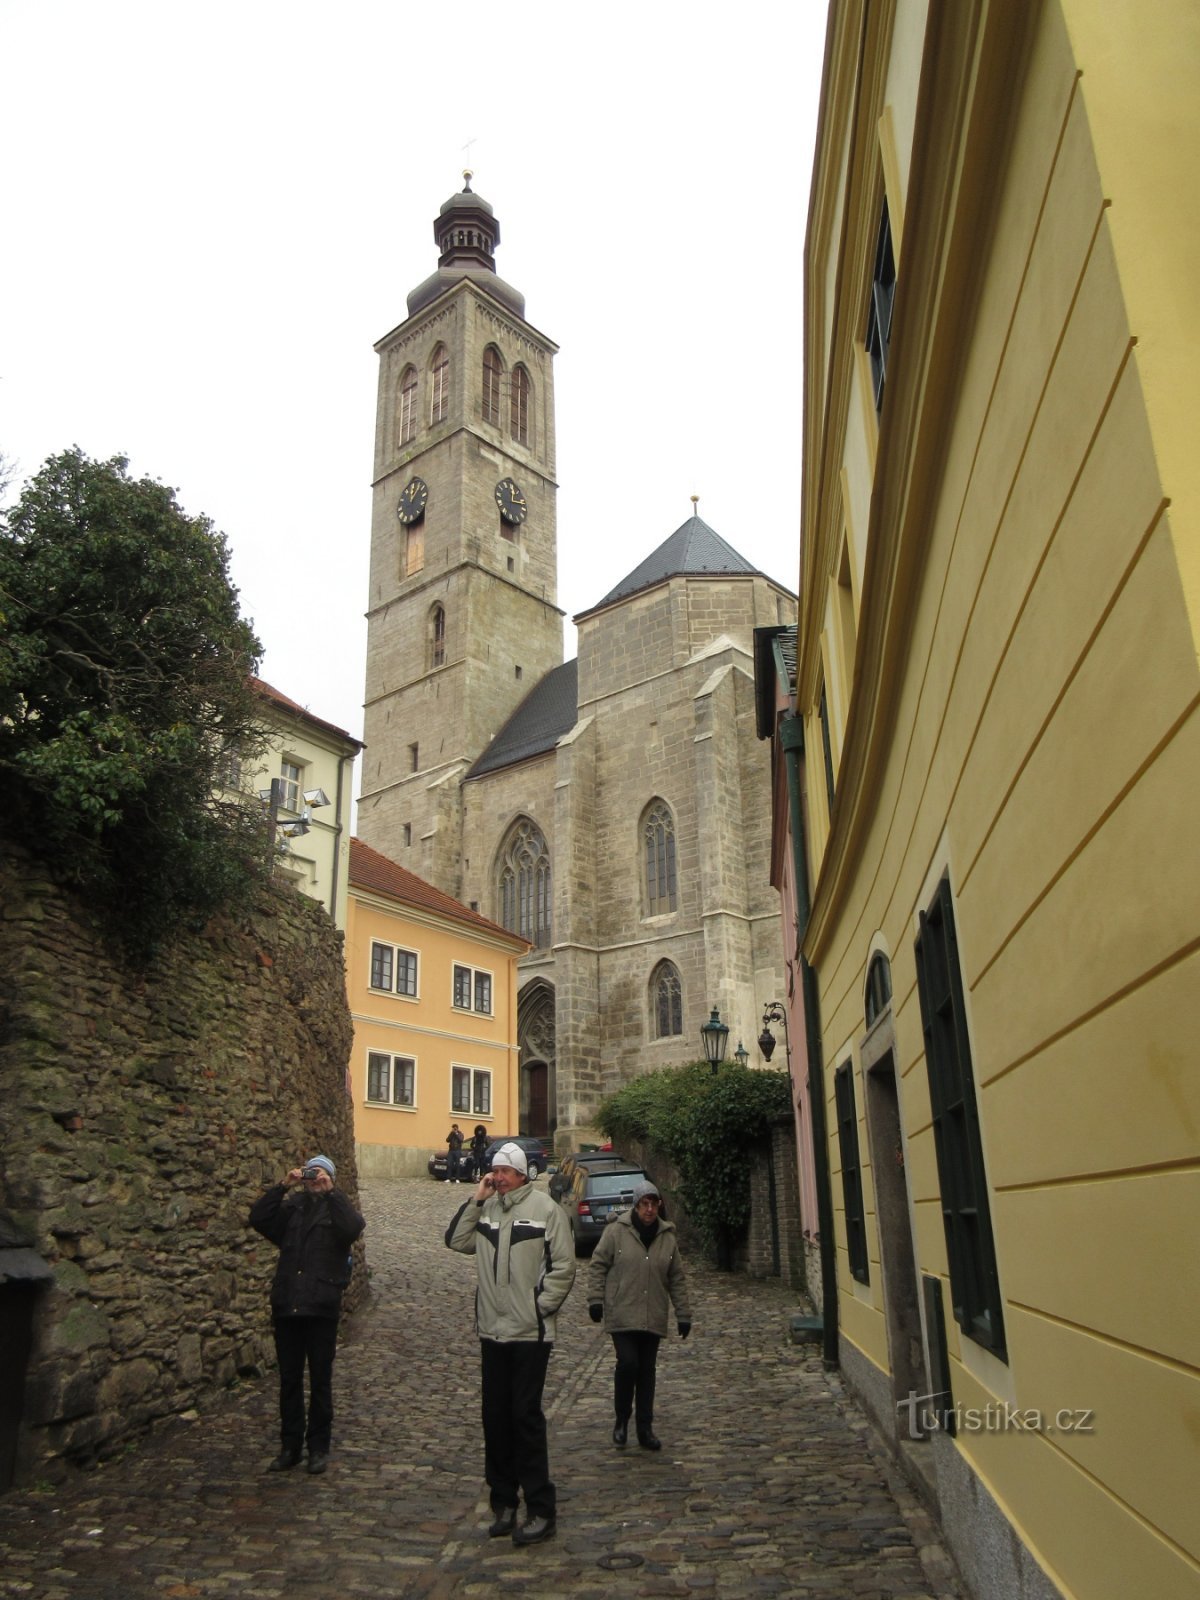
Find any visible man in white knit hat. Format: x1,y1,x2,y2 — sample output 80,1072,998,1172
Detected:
445,1141,575,1546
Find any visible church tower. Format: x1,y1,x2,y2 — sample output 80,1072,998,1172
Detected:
358,177,563,892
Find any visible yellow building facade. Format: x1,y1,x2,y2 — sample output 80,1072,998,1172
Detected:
347,837,528,1176
791,4,1200,1599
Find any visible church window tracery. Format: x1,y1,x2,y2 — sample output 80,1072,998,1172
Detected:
651,960,683,1038
498,817,552,948
642,799,678,916
398,365,418,445
430,344,450,424
510,364,530,445
482,345,504,426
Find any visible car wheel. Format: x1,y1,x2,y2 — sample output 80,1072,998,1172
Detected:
528,1161,541,1179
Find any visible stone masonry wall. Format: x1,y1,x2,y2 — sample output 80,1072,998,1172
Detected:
0,841,362,1485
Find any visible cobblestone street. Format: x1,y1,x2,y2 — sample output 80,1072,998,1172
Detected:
0,1177,963,1599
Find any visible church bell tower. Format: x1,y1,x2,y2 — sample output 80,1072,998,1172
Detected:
358,176,563,892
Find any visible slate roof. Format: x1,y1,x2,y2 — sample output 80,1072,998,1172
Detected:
465,658,579,780
580,515,762,617
349,837,527,947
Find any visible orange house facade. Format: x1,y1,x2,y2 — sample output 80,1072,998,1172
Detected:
347,837,529,1176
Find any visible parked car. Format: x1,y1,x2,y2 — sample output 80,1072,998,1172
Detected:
558,1163,650,1254
548,1149,629,1201
428,1134,552,1181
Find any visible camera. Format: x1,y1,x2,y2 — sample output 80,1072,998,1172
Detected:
302,1167,321,1181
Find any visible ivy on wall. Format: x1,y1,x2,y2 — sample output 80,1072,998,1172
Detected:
598,1060,791,1253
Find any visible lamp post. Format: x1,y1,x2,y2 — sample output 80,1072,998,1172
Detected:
700,1006,729,1075
758,1001,792,1079
259,780,330,861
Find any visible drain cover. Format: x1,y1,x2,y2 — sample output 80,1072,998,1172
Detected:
597,1552,645,1571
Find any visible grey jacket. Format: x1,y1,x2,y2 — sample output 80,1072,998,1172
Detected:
446,1180,576,1342
587,1210,691,1335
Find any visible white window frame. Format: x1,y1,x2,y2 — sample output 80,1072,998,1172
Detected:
279,759,302,812
366,1050,417,1109
451,1064,492,1117
452,962,493,1016
369,940,419,999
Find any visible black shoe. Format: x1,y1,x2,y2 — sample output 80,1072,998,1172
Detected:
267,1448,302,1472
637,1428,662,1451
306,1450,329,1475
488,1506,518,1537
512,1513,556,1546
612,1420,628,1447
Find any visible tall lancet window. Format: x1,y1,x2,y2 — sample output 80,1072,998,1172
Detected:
510,364,530,445
642,799,678,916
482,346,504,425
430,604,446,668
498,817,552,949
430,344,450,425
651,961,683,1038
398,365,418,446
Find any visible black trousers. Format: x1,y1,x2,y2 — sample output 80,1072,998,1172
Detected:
273,1315,339,1454
611,1331,660,1428
480,1339,554,1518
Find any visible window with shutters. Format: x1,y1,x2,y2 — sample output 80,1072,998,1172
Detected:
398,365,418,445
430,344,450,424
510,364,530,445
482,345,503,425
835,1062,870,1284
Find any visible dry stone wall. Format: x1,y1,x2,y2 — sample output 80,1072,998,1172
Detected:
0,841,362,1485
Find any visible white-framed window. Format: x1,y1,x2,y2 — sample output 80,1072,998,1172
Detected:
279,759,302,812
453,963,493,1015
367,1050,416,1108
452,1065,492,1116
370,940,418,997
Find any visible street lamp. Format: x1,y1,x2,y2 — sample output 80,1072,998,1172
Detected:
259,780,330,857
734,1040,749,1068
758,1001,791,1072
700,1007,730,1074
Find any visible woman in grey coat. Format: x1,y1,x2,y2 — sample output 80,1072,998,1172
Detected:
587,1180,691,1450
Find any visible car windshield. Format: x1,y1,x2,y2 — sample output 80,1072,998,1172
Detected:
588,1173,644,1198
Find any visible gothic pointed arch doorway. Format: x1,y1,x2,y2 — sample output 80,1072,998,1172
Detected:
518,979,556,1138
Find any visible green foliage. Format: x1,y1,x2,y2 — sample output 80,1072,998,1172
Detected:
0,448,269,961
597,1060,792,1252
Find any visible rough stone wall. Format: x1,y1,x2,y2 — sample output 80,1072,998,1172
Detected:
0,841,361,1485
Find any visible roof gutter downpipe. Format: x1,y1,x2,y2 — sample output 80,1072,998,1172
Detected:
778,712,839,1370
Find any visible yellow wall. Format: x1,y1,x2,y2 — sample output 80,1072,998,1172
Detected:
346,887,523,1172
799,2,1200,1596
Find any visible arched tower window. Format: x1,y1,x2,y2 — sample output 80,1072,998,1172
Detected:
498,817,552,949
430,344,450,425
865,951,893,1026
398,365,418,446
429,604,446,669
482,345,504,426
642,799,677,916
651,961,683,1038
510,364,530,445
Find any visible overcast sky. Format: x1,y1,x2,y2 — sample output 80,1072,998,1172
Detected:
1,1,829,779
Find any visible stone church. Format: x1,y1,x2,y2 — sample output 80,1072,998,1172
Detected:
357,178,795,1148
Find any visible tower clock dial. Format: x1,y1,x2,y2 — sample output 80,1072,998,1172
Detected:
397,476,429,525
495,477,527,526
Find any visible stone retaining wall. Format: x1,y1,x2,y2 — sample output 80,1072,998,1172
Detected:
0,842,362,1485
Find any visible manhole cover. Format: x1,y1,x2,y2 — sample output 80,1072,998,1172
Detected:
597,1552,645,1571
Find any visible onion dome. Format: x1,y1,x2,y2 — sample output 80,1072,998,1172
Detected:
407,171,526,318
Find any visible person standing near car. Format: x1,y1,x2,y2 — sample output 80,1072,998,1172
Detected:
446,1122,465,1182
248,1154,364,1476
445,1141,575,1546
587,1179,691,1451
468,1123,489,1182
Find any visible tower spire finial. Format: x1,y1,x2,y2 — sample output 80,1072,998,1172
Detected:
691,494,700,513
462,167,473,192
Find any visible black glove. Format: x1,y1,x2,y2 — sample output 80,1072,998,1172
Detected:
588,1303,603,1323
677,1321,691,1340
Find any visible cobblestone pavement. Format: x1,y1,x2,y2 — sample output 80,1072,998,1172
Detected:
0,1177,964,1600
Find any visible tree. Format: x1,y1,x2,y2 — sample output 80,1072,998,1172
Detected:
0,447,269,960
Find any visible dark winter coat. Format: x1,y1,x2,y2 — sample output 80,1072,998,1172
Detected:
587,1208,691,1335
249,1184,365,1320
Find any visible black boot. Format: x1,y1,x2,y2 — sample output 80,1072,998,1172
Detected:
637,1427,662,1451
488,1505,518,1537
267,1447,302,1472
513,1512,556,1546
612,1418,628,1447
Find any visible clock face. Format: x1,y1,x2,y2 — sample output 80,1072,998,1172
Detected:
397,476,428,525
495,477,527,526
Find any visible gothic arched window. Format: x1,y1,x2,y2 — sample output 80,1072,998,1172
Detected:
651,961,683,1038
642,799,677,916
482,345,504,426
430,344,450,425
510,364,530,445
865,951,893,1026
398,365,418,446
430,604,446,669
498,817,552,949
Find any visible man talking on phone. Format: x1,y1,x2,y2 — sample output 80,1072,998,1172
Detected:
249,1154,364,1476
445,1142,575,1546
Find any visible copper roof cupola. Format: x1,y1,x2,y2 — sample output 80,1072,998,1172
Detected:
406,172,526,319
